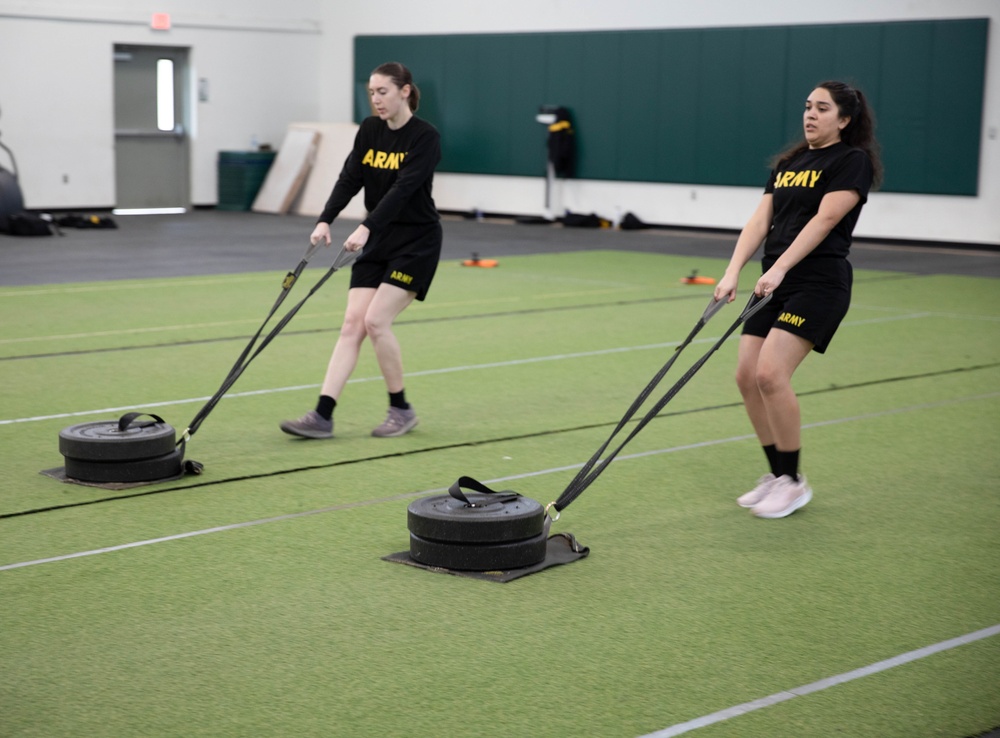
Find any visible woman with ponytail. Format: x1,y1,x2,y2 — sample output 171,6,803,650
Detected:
714,81,881,518
280,62,442,440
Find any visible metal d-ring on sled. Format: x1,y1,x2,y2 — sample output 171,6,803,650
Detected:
54,243,360,485
400,292,773,577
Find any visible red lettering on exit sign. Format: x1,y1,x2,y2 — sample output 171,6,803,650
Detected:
151,13,171,30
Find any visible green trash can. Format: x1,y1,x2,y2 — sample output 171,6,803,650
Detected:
216,151,277,210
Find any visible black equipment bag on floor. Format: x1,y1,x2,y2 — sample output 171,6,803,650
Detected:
0,165,25,234
3,212,54,236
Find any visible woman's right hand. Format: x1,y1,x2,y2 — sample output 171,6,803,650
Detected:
714,271,739,304
310,222,332,246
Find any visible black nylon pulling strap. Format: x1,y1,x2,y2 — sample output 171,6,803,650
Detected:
550,292,772,515
179,243,360,443
555,295,726,507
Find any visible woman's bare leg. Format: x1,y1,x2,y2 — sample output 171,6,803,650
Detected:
320,287,377,398
754,329,813,452
362,283,417,393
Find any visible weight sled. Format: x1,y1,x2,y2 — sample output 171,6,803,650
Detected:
404,477,548,570
58,413,186,484
387,294,772,581
408,531,548,571
59,413,176,462
407,491,544,544
64,447,186,484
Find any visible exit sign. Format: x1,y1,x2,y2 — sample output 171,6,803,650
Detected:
151,13,171,31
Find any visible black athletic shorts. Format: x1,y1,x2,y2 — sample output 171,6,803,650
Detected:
742,258,853,354
350,221,443,301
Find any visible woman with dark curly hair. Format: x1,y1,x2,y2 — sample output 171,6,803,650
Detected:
714,80,882,518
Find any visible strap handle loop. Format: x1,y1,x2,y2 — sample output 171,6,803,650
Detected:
448,476,520,507
117,412,166,432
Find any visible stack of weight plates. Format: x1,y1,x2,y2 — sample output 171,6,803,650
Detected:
59,416,184,484
407,492,547,571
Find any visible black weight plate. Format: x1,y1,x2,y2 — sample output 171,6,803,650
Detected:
407,494,544,543
409,531,548,571
59,419,176,462
64,447,185,483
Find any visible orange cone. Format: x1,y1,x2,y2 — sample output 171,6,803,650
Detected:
681,270,715,285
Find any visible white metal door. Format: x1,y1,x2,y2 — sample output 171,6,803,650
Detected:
113,44,190,210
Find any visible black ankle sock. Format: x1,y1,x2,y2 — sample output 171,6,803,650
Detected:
776,449,800,481
763,444,780,477
389,390,409,410
315,395,336,421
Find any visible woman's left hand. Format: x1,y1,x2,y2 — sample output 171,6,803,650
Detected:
755,266,786,297
344,224,370,252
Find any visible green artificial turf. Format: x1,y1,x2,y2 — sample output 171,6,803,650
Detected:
1,251,998,737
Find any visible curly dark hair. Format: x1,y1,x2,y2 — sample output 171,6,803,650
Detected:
773,80,883,189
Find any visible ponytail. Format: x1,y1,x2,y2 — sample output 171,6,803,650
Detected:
825,82,883,188
372,61,420,112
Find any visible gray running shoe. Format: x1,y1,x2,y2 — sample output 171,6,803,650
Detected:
737,473,778,508
279,410,333,439
371,406,418,437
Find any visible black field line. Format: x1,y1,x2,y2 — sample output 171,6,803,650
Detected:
0,279,649,349
0,292,702,362
3,372,997,521
6,453,997,738
2,326,335,362
640,624,1000,737
0,309,968,427
0,272,922,362
2,391,997,554
0,281,646,348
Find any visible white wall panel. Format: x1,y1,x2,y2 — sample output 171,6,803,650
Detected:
0,0,996,243
0,2,320,208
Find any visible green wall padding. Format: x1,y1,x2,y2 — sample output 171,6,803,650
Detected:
355,19,988,195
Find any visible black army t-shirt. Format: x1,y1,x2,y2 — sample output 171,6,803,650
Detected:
762,142,873,270
318,115,441,233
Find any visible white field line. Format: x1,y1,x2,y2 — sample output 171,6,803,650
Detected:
0,338,707,426
640,624,1000,737
0,275,274,297
0,269,640,304
0,316,282,345
0,310,950,427
2,391,996,573
2,396,997,737
0,285,648,346
5,297,998,348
